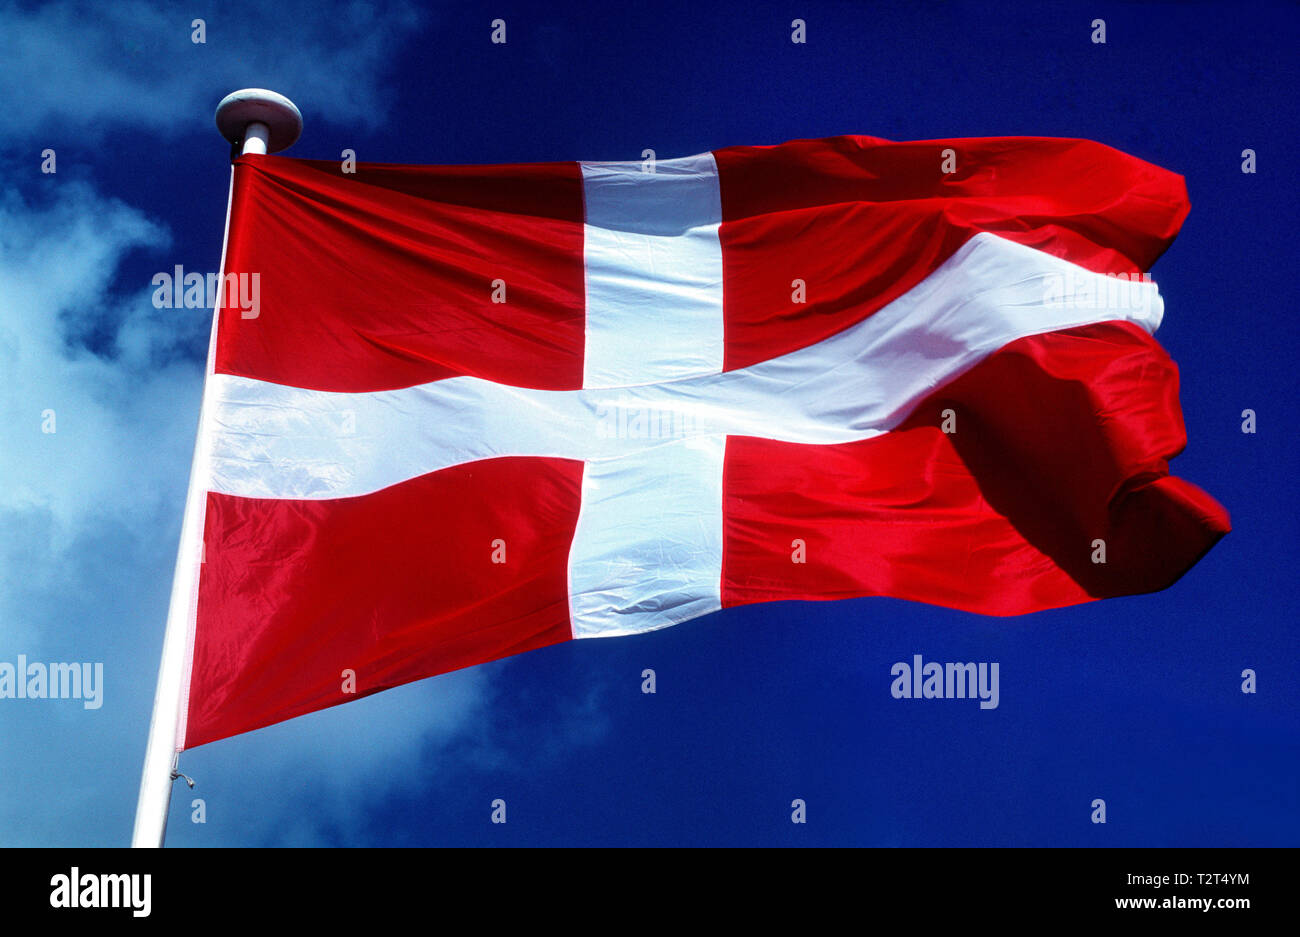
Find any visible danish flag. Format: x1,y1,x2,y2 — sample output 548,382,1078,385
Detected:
175,135,1229,749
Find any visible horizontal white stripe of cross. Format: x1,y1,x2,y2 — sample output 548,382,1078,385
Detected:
209,233,1161,502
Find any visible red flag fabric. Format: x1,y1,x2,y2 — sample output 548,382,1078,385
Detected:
176,136,1229,749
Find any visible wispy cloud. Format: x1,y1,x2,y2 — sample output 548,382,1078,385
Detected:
0,0,423,142
0,183,179,564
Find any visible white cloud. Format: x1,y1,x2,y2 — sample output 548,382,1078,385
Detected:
0,183,180,560
0,0,423,142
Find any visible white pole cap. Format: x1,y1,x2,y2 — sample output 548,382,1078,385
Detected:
215,89,303,154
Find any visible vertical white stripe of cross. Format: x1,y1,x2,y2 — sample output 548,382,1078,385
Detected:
570,155,727,639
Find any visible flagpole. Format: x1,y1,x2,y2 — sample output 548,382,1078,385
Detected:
132,90,302,847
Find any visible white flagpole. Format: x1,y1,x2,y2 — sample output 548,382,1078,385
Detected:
132,90,302,847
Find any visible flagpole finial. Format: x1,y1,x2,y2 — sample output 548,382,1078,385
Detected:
215,88,302,156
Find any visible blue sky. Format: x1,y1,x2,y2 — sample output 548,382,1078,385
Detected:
1,0,1296,846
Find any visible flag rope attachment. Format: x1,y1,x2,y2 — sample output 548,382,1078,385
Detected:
130,90,302,847
170,751,195,789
